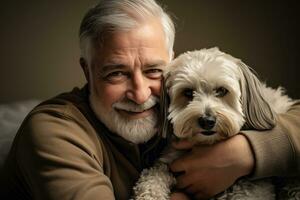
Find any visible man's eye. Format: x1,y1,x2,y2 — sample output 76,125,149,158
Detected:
215,87,228,97
145,69,163,79
108,71,124,77
105,71,127,82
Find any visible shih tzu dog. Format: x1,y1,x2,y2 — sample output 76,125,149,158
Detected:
133,47,299,200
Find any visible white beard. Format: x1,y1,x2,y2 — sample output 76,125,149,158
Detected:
90,95,159,144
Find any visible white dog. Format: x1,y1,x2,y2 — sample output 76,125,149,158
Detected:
133,47,299,200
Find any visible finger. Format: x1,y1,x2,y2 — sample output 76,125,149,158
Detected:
170,157,187,172
170,192,190,200
175,173,194,189
170,153,202,172
194,192,209,200
185,184,198,195
172,139,194,150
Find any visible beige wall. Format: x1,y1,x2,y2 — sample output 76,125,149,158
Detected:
1,1,299,103
0,1,98,103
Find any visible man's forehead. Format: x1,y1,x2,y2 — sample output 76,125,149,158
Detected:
93,44,169,70
96,20,168,50
98,57,168,72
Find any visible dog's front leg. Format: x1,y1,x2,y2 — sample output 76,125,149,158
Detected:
133,161,176,200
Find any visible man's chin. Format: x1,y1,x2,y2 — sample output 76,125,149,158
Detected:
89,98,158,143
108,115,158,144
96,110,158,143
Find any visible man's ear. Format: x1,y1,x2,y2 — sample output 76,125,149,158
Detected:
171,51,175,61
80,57,89,82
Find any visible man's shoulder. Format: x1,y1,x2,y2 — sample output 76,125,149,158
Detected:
18,104,91,147
29,85,89,122
15,85,102,148
13,90,106,163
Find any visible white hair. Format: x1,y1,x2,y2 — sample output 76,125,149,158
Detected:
79,0,175,64
90,95,159,144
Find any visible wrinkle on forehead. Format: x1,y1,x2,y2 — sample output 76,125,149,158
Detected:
97,19,167,50
90,20,169,72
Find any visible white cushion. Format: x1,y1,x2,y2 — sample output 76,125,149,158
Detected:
0,100,40,165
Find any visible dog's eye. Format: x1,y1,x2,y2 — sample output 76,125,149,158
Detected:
215,87,228,97
183,88,194,99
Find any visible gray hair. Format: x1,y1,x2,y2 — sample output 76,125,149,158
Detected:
79,0,175,63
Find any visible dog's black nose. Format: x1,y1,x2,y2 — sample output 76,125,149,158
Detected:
198,116,216,130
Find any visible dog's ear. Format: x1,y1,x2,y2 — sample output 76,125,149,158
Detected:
159,76,171,138
237,61,276,130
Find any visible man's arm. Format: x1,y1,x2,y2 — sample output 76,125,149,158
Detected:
170,102,300,199
242,101,300,178
17,111,115,200
170,135,253,199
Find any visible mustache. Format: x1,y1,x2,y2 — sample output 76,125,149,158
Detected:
113,96,159,112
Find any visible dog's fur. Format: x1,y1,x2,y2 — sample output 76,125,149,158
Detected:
133,47,299,200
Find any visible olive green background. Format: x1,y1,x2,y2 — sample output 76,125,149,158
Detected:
0,1,299,103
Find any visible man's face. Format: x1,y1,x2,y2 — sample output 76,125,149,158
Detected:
85,20,170,143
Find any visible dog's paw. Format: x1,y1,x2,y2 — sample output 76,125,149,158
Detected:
276,178,300,200
133,163,176,200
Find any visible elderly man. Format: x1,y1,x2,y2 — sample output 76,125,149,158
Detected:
2,0,300,199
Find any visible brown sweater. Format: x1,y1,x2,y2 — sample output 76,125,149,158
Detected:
1,86,166,200
242,101,300,178
1,86,300,199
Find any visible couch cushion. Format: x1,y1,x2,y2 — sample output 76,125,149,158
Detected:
0,100,40,166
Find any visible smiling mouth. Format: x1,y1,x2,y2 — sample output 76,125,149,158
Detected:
116,107,154,119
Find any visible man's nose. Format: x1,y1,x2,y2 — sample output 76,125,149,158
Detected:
126,73,151,104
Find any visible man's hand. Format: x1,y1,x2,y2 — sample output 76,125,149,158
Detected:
170,192,190,200
169,134,254,199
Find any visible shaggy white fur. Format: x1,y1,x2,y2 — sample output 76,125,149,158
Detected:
133,47,299,200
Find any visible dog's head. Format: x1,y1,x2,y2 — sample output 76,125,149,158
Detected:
162,47,276,144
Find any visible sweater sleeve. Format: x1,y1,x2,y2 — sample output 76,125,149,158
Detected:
241,101,300,178
16,109,115,200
